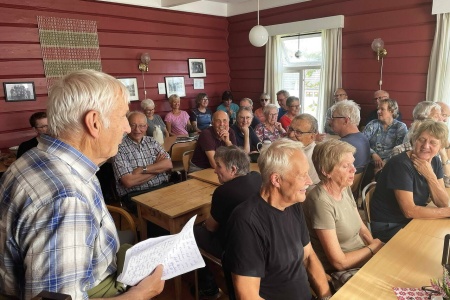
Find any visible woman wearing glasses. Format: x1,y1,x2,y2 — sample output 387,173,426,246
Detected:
303,139,383,289
141,99,169,138
255,104,287,143
165,94,192,136
190,93,212,132
254,92,270,123
280,96,301,130
231,108,261,153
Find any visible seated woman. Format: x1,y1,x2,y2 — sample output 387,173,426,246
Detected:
190,93,212,132
164,94,191,136
304,139,383,276
141,98,169,138
363,98,407,172
254,92,270,123
255,104,287,142
370,120,450,242
279,96,300,130
231,108,261,153
216,90,239,125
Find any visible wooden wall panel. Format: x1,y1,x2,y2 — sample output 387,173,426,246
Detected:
0,0,229,149
227,0,435,127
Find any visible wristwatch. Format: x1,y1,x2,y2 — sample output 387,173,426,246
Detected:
142,166,147,174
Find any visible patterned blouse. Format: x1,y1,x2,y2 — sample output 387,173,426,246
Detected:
363,119,407,160
255,123,286,142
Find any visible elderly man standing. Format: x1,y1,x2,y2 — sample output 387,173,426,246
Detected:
276,89,290,121
239,97,261,129
190,110,236,171
329,100,370,174
287,114,321,191
16,111,48,158
223,139,332,300
324,88,347,134
112,111,173,210
0,70,164,299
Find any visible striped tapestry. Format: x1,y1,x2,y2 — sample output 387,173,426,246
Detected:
37,16,102,89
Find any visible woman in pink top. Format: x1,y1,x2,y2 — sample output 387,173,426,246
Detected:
280,96,300,130
254,92,270,123
165,94,191,136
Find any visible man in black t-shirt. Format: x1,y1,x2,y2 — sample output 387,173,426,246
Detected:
223,139,332,300
17,112,48,159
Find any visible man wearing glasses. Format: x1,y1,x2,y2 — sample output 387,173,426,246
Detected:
324,88,347,134
16,112,48,158
287,114,321,191
113,111,173,211
239,97,261,129
364,89,402,126
276,90,290,121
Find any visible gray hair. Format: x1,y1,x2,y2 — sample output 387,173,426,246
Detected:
379,98,400,119
331,100,361,125
168,94,180,104
276,90,290,98
214,145,250,176
412,101,441,121
260,92,270,100
286,96,300,107
127,111,146,122
241,98,253,106
411,119,449,149
141,98,155,110
237,107,254,118
263,104,279,116
293,114,318,133
258,138,305,186
312,139,356,182
47,69,129,137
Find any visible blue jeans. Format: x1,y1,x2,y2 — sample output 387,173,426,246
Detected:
371,221,408,243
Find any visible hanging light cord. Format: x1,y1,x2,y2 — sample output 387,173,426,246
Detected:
379,57,384,90
141,71,147,99
257,0,260,25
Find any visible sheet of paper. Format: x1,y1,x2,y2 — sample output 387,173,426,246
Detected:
117,215,205,285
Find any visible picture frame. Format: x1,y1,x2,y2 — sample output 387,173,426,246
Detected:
165,76,186,97
118,78,139,101
188,58,206,78
3,82,36,102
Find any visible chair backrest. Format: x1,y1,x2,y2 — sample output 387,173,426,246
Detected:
107,205,138,244
361,182,376,229
170,140,197,162
182,150,195,174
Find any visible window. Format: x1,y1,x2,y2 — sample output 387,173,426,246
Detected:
280,33,322,118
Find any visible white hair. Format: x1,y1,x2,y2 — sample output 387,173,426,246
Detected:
47,69,130,137
331,100,361,125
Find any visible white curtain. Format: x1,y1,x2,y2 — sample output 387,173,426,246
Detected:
264,35,282,104
318,28,342,131
426,13,450,106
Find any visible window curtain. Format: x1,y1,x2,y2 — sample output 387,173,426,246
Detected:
264,35,282,104
318,28,342,132
426,13,450,107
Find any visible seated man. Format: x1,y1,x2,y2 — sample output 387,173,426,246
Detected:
287,114,320,191
16,111,48,158
324,88,347,134
194,145,262,297
0,70,164,299
222,139,332,300
239,97,261,129
190,110,236,171
329,100,370,174
112,111,173,210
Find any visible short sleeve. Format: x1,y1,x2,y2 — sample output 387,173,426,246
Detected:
386,159,414,192
307,189,336,230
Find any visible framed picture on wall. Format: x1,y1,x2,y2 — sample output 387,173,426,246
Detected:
3,82,36,102
165,76,186,97
118,78,139,101
188,58,206,78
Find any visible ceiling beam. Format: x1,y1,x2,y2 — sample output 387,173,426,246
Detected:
161,0,199,7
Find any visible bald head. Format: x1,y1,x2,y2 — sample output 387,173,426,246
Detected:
213,110,229,133
333,88,348,102
373,90,389,103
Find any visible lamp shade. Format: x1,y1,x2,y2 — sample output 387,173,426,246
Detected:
249,25,269,47
140,52,151,64
371,38,384,52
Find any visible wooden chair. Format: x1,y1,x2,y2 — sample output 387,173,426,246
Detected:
107,205,138,244
361,182,377,231
351,165,368,207
31,291,71,300
169,140,197,181
182,150,195,177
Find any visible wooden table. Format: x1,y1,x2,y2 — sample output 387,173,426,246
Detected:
332,218,450,299
131,179,216,300
188,163,260,186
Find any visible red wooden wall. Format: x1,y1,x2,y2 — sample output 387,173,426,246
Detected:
227,0,435,127
0,0,229,149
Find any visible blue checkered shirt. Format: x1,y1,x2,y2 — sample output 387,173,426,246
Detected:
0,135,119,300
363,119,408,160
112,135,170,197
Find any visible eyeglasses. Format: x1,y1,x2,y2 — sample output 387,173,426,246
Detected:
334,93,347,97
268,113,278,117
130,124,147,130
287,126,313,136
144,108,155,112
373,96,387,101
202,98,209,101
35,125,48,129
328,116,346,120
260,98,269,102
